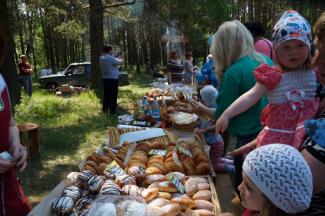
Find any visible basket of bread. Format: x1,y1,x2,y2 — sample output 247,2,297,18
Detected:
171,112,198,130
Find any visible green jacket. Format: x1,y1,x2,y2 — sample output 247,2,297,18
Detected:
215,55,273,136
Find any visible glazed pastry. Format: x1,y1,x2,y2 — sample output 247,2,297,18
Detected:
170,197,196,210
197,183,210,191
97,163,108,175
127,166,146,184
141,187,159,202
184,177,208,197
62,186,82,202
158,181,178,193
171,193,189,199
76,195,94,215
115,174,136,187
195,162,210,175
157,192,172,200
145,166,163,175
100,180,122,196
192,190,212,201
194,200,214,212
147,206,166,216
122,184,143,197
160,203,181,216
86,175,104,193
145,174,166,185
78,170,94,183
148,198,169,207
193,209,215,216
52,196,74,216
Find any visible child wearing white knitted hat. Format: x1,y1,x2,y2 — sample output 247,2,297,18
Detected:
239,144,313,216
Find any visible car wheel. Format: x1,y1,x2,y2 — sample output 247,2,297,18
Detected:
46,82,58,92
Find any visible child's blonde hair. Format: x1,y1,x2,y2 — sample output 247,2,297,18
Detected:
314,12,325,43
210,20,266,80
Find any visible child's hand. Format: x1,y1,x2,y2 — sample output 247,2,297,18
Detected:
194,128,205,135
215,112,230,133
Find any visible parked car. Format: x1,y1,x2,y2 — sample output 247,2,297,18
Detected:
39,62,129,90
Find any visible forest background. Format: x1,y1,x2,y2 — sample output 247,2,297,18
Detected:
0,0,324,106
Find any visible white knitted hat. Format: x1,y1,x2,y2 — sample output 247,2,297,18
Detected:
243,144,313,214
200,85,218,108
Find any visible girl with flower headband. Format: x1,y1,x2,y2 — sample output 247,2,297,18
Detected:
216,10,319,149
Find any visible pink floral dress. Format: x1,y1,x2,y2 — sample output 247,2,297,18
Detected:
254,64,319,149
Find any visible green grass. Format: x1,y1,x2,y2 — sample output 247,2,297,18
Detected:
15,72,152,206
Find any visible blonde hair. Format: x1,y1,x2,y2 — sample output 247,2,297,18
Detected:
210,20,266,80
313,12,325,38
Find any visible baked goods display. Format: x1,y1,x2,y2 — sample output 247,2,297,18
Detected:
51,128,217,216
171,112,198,129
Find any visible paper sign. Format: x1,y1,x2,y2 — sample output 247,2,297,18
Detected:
148,149,167,156
167,173,185,193
118,128,166,146
105,161,126,177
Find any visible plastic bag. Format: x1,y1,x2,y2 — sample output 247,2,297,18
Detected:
87,195,148,216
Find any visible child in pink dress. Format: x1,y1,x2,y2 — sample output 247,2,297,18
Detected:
216,10,319,149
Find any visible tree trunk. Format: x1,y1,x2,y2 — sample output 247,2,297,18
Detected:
89,0,103,89
0,0,21,107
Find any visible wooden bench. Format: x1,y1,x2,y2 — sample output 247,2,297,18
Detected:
17,123,40,157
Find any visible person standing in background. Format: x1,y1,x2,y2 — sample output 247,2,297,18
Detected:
18,55,33,97
40,65,52,78
244,22,274,61
99,45,124,115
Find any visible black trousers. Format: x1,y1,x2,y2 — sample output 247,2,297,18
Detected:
102,78,119,114
234,132,259,192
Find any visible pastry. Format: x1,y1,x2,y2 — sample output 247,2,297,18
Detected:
100,180,122,195
122,184,143,197
192,190,212,201
76,195,94,215
141,187,159,202
115,174,136,187
97,163,107,175
158,181,178,193
157,192,172,200
78,170,94,183
145,174,166,185
148,198,169,207
148,182,160,189
160,203,181,216
62,186,82,202
195,163,210,175
171,193,190,199
147,206,166,216
127,166,146,184
52,196,74,216
193,209,215,216
86,175,104,193
145,166,163,175
170,197,196,210
149,143,166,150
81,165,97,175
185,177,208,197
135,142,151,153
197,183,210,191
194,200,214,212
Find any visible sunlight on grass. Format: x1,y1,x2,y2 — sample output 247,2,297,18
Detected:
15,73,152,206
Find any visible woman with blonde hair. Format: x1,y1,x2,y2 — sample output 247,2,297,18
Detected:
210,20,273,190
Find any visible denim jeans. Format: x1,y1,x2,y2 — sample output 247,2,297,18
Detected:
20,75,32,96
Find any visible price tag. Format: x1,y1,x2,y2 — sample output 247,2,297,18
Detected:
148,149,167,156
167,173,185,193
172,151,182,167
177,146,192,157
105,160,126,177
